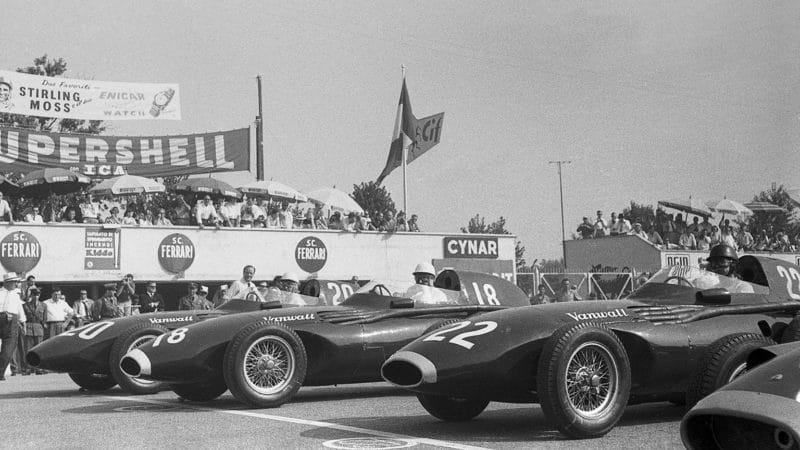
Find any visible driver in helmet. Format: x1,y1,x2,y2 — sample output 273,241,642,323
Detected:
265,271,308,306
695,244,754,293
404,262,449,305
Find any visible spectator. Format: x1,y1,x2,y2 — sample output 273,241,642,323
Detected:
22,275,38,302
0,191,15,224
302,208,316,229
327,212,343,230
593,210,607,237
228,265,263,301
0,272,25,380
136,211,154,226
154,208,173,226
42,287,74,340
68,293,89,329
344,212,358,231
384,210,397,232
21,288,44,375
699,216,713,234
79,194,101,224
674,214,686,237
61,207,79,223
709,226,722,247
266,205,280,229
629,222,648,240
279,201,293,229
577,217,594,239
555,278,582,302
93,283,121,321
254,214,267,228
139,281,164,314
121,209,137,225
610,213,630,236
239,198,256,228
687,216,701,237
648,226,665,248
374,212,386,231
737,226,754,251
754,229,770,251
721,227,737,250
530,285,552,305
407,214,421,232
314,208,328,230
178,283,201,310
220,198,240,227
679,227,697,250
212,285,228,308
195,195,221,229
24,206,44,223
116,273,136,316
396,211,408,231
609,212,619,235
171,194,192,226
77,289,95,322
251,200,267,225
104,207,122,224
696,229,711,251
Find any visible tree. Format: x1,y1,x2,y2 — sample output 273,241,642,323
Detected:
0,55,105,134
749,184,797,238
461,214,527,272
351,181,396,221
622,201,655,231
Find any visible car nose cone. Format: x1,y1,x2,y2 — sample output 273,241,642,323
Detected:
381,351,438,388
120,349,152,377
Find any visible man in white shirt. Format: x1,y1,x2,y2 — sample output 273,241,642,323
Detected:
0,272,25,380
24,206,44,223
227,265,264,301
195,195,220,229
219,198,241,227
42,287,74,339
0,191,15,224
279,201,294,229
80,194,101,224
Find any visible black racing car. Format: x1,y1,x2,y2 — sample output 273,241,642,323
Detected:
119,270,529,406
26,279,356,394
381,255,800,439
681,340,800,449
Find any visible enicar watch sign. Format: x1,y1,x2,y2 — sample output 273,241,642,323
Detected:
295,236,327,273
158,233,195,273
0,231,41,273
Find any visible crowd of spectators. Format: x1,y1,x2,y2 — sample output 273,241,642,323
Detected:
576,208,800,253
0,188,423,234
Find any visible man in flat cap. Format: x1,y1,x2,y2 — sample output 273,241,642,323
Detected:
178,282,200,311
92,283,121,322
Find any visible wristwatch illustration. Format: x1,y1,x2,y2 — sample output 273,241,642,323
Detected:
150,88,175,117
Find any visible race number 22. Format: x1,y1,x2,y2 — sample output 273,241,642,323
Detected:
776,265,800,300
423,320,498,349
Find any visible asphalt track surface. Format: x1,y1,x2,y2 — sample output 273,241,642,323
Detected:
2,374,685,449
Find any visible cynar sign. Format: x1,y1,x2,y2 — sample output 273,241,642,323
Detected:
442,237,498,259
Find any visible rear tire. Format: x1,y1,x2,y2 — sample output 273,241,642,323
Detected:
69,372,117,391
170,374,227,402
687,333,775,407
109,323,168,395
223,321,307,408
417,394,489,421
536,321,631,439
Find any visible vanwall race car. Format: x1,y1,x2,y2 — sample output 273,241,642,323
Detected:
681,341,800,449
381,255,800,439
25,279,360,394
119,270,529,406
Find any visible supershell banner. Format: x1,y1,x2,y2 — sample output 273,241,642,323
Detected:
0,70,181,120
0,126,250,177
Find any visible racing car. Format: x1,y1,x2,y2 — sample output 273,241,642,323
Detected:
381,255,800,439
681,341,800,449
119,270,529,407
26,279,356,395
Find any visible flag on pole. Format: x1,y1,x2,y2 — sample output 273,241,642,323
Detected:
376,79,444,184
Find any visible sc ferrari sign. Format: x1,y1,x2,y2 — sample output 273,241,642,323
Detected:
443,237,498,259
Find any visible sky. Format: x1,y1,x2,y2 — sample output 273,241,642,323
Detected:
1,0,798,261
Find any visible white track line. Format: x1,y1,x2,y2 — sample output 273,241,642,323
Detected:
104,395,490,450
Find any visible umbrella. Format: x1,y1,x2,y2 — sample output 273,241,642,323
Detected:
706,198,753,216
658,197,713,218
18,168,91,197
0,175,19,195
787,188,800,207
744,201,787,214
305,187,364,214
89,175,166,196
173,177,242,199
238,180,308,202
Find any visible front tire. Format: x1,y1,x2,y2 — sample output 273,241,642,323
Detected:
536,321,631,439
417,394,489,421
223,321,307,408
170,374,228,402
687,332,775,406
109,323,168,395
69,372,117,391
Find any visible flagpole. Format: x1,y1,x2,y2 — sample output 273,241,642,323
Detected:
401,65,408,214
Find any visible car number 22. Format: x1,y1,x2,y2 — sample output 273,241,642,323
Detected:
423,320,497,349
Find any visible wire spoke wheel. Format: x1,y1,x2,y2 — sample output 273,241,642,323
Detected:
243,335,295,395
564,342,618,419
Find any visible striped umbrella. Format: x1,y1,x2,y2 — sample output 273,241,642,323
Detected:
743,201,787,214
173,177,242,199
238,180,308,202
18,168,91,197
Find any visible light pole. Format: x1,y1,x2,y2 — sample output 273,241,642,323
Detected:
549,160,571,264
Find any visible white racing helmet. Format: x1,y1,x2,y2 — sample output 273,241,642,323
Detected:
412,262,436,277
281,272,300,284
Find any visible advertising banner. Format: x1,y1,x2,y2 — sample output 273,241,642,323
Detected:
85,228,121,270
0,70,180,120
0,126,250,177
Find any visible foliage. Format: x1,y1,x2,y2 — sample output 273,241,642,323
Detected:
461,214,527,272
0,55,105,134
749,184,797,237
351,181,396,221
622,201,655,230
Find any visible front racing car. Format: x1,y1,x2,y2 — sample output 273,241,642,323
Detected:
382,256,800,439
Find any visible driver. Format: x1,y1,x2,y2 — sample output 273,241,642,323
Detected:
264,272,307,306
694,244,754,293
404,262,448,305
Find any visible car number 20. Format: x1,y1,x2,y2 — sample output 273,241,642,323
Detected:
423,320,498,349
